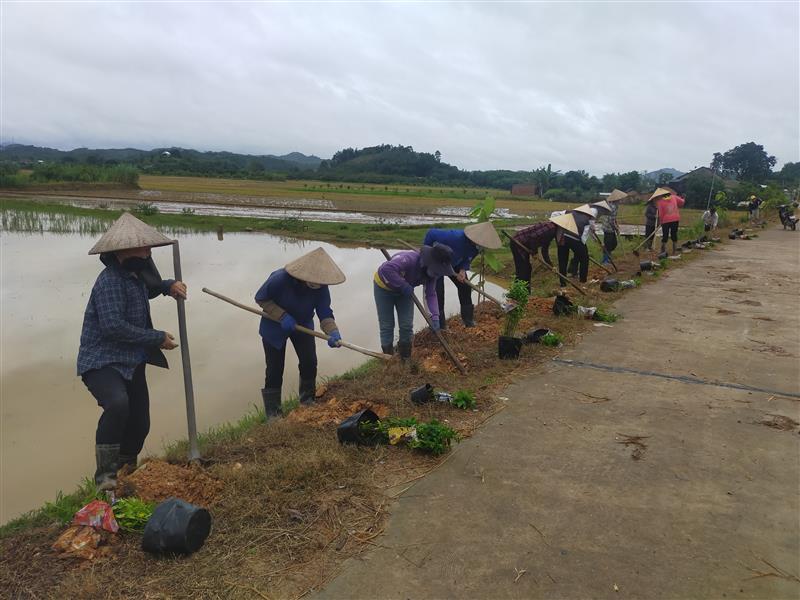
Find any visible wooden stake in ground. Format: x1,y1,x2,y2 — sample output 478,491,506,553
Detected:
172,241,201,461
501,230,588,297
377,248,467,374
395,239,516,313
202,288,392,361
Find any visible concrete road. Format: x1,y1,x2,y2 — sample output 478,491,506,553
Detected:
317,227,800,600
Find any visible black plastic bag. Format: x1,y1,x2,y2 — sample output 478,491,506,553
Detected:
600,279,619,292
142,498,212,555
337,409,380,445
552,294,575,316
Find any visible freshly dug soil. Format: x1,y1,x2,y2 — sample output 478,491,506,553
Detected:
117,460,223,507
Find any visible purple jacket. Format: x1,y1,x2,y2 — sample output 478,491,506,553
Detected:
376,250,439,320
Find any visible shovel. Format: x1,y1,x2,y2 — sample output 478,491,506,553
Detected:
633,214,659,257
396,239,517,313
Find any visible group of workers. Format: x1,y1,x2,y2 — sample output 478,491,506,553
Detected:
76,186,688,490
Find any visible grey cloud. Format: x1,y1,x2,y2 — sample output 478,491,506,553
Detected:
2,2,797,173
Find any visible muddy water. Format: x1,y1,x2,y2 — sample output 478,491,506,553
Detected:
0,229,502,523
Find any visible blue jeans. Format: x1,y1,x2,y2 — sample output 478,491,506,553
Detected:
374,282,414,347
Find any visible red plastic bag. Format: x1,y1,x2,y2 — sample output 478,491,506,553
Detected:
72,500,119,533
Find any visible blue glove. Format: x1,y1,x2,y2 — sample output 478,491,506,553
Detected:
401,284,414,297
280,314,297,333
327,330,342,348
430,317,440,332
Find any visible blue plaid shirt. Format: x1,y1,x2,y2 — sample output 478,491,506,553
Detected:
77,265,171,380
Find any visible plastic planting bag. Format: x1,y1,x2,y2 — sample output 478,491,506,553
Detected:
141,498,212,555
72,500,119,533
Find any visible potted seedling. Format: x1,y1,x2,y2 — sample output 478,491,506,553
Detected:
498,278,529,359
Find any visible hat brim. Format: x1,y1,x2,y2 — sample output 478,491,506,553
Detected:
419,246,456,278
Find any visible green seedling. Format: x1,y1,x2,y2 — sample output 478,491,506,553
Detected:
451,390,476,410
112,497,156,533
540,332,563,347
593,310,619,323
502,278,530,337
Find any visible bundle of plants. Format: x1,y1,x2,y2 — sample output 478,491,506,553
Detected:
592,309,620,323
539,332,564,347
499,278,530,359
358,417,460,455
112,497,156,533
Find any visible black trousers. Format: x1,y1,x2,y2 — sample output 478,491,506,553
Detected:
263,335,317,390
644,221,656,249
435,275,472,318
662,221,679,243
82,363,150,456
511,242,533,290
603,232,618,254
559,238,589,284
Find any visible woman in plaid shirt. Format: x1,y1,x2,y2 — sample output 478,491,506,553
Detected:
78,214,186,491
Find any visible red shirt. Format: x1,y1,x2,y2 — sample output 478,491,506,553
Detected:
656,194,685,224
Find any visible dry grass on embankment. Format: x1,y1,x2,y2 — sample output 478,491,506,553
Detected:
0,231,744,599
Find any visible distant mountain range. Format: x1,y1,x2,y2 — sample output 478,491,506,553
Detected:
644,167,685,182
0,144,323,170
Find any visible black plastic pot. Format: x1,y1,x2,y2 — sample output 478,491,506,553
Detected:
600,278,620,292
524,328,552,345
498,335,523,359
552,294,575,316
639,260,655,271
141,498,212,555
337,409,380,445
728,232,737,240
409,383,434,405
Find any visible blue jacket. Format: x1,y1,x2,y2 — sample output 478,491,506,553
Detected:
423,229,478,272
255,269,334,349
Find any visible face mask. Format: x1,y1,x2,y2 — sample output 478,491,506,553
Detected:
306,282,321,290
120,256,150,272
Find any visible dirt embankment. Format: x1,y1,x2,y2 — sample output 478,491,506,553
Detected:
0,232,743,599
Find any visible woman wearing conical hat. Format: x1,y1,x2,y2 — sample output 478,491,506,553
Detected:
422,221,502,328
510,219,558,293
563,204,599,282
255,248,346,417
374,243,456,359
651,187,685,257
77,212,187,491
594,189,626,265
549,212,590,287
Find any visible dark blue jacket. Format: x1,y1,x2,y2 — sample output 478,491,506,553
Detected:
255,269,334,349
423,229,478,272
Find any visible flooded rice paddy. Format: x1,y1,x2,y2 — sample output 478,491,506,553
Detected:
0,218,503,523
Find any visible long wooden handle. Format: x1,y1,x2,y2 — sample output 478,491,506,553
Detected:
202,288,392,361
394,238,509,309
587,254,613,275
632,228,658,253
378,249,467,374
502,230,588,297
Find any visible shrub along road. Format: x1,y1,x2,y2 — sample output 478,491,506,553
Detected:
316,227,800,599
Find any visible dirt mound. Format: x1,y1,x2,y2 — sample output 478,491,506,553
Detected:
118,460,223,507
288,397,390,427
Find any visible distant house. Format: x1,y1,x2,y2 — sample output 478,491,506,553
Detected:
511,183,537,197
668,167,737,195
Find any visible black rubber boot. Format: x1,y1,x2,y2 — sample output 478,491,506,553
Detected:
118,453,138,470
397,341,412,361
261,388,282,418
460,304,476,328
381,344,394,356
672,241,679,255
299,378,316,406
94,444,120,491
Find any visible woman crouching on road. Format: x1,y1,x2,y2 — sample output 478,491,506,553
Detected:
255,248,346,418
374,243,456,359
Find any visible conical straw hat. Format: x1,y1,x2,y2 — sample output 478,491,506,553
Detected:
285,247,346,285
572,204,597,217
649,187,672,201
591,200,613,214
464,221,502,249
607,189,627,203
88,212,173,255
549,213,579,236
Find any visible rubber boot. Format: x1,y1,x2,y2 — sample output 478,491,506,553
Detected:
381,344,394,356
299,378,316,406
439,315,447,330
118,453,138,470
94,444,120,491
460,303,476,328
672,241,679,255
397,341,412,361
261,388,282,418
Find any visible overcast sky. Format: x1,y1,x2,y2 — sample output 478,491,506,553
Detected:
2,2,798,174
